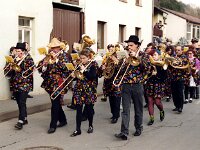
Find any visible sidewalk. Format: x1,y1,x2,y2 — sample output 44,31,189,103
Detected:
0,82,104,123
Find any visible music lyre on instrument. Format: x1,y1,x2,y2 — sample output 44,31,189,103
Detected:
50,53,98,100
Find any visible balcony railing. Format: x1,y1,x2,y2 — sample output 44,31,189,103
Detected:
153,27,163,37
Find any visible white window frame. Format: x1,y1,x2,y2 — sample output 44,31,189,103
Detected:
186,23,192,41
18,17,33,49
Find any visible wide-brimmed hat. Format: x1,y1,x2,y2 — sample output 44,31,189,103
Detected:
15,42,26,51
124,35,141,45
47,38,63,49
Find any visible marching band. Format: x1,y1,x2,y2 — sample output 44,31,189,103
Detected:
2,34,200,140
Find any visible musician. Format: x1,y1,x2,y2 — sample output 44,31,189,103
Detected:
37,38,70,134
169,45,189,113
99,44,122,124
184,49,200,103
146,49,167,125
4,42,34,130
190,38,200,99
115,35,151,140
164,45,175,102
8,46,17,100
70,48,99,137
23,42,34,99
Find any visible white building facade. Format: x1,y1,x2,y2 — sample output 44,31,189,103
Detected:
0,0,153,100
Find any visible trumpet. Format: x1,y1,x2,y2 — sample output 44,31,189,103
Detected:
50,54,98,100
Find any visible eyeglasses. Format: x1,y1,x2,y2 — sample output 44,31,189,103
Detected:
188,53,193,54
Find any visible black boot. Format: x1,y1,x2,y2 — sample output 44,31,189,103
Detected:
160,111,165,121
147,116,154,126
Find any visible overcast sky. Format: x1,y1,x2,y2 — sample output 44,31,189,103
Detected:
178,0,200,7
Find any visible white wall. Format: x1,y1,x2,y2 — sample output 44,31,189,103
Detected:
0,0,53,100
83,0,153,50
165,12,187,44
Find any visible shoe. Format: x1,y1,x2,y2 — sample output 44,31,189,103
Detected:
115,133,128,140
70,130,81,137
178,108,182,113
23,120,28,125
172,108,178,111
184,99,188,104
11,96,16,100
134,127,143,136
47,128,56,134
166,97,170,102
15,122,23,129
57,122,67,128
110,116,114,119
87,126,93,133
144,104,148,108
27,94,33,98
67,104,76,110
147,119,154,126
111,118,118,124
101,97,107,102
81,116,87,121
160,111,165,121
189,98,193,103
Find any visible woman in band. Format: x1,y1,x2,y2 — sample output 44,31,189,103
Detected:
184,49,200,103
70,48,99,137
99,44,122,124
164,45,175,102
4,42,34,129
146,49,167,125
37,38,70,134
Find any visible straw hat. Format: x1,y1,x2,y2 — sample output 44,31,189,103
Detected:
47,38,63,48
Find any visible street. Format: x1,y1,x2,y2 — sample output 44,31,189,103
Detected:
0,96,200,150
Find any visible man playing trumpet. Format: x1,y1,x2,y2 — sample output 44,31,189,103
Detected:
37,38,70,134
115,35,151,140
4,42,34,130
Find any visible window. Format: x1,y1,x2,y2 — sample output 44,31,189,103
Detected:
135,27,141,40
119,0,127,3
192,25,196,38
97,21,106,49
18,17,33,48
197,26,200,39
119,25,126,43
186,23,192,41
135,0,142,6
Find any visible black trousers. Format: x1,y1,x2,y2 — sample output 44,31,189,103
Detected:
171,80,184,110
109,96,121,119
121,83,144,136
184,84,195,99
15,91,28,121
76,104,94,131
50,94,67,129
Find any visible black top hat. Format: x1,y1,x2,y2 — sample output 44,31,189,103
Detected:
15,42,26,51
124,35,141,45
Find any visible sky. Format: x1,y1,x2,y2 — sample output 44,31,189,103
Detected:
178,0,200,7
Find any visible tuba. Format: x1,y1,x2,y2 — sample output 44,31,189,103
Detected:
102,44,120,79
81,34,95,50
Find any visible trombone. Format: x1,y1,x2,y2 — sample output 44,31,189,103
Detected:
50,54,98,100
22,48,63,78
113,48,141,87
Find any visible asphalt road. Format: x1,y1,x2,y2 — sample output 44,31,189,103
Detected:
0,97,200,150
